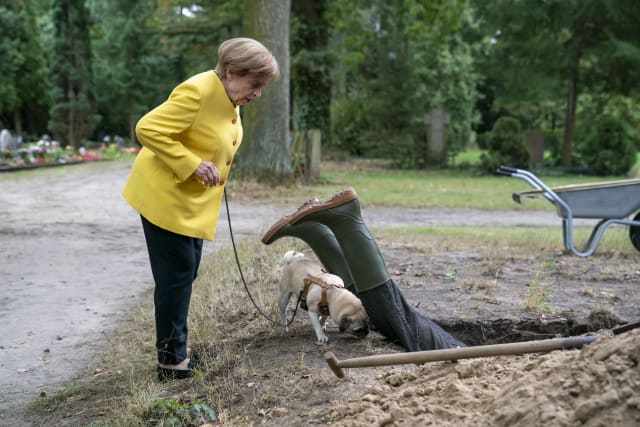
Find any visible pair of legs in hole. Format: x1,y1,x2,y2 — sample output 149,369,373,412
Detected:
262,188,465,351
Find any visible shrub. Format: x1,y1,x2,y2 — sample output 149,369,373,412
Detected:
543,129,562,166
331,98,369,155
475,132,488,150
144,398,218,426
480,116,530,174
577,115,637,176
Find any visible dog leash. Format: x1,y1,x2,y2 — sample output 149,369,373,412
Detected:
224,188,301,327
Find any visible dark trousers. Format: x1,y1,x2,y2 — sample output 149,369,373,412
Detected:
141,216,203,365
359,279,467,351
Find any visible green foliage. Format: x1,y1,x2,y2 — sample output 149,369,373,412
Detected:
577,115,637,176
476,0,640,167
89,0,243,140
291,0,331,141
145,398,218,426
89,0,168,140
526,260,554,312
327,0,480,169
150,0,242,77
48,0,97,149
480,116,529,173
103,143,122,159
0,6,24,114
543,129,563,166
3,0,640,176
330,97,371,155
0,1,50,134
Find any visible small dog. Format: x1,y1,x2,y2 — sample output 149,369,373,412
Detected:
278,250,369,342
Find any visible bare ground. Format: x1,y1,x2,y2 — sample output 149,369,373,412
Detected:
1,160,639,426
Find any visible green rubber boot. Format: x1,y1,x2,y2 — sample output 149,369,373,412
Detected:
290,195,389,293
261,221,355,291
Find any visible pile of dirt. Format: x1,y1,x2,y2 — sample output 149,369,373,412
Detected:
328,329,640,426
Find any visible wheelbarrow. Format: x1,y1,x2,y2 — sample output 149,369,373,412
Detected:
497,166,640,257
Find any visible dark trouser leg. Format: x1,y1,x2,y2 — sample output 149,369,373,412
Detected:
359,280,466,350
141,216,203,365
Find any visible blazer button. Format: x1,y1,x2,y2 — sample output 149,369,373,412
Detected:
226,160,231,165
219,179,225,185
232,117,237,124
232,140,237,146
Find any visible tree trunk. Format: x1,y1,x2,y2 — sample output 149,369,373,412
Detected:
291,0,330,142
238,0,292,181
561,66,579,168
48,0,96,150
129,112,137,146
329,27,346,144
13,110,22,137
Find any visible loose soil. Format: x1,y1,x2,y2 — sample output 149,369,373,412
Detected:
1,160,639,426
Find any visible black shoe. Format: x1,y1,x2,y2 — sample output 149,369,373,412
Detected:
156,354,206,382
157,365,195,382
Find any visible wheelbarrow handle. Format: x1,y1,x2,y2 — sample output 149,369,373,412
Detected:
496,165,519,176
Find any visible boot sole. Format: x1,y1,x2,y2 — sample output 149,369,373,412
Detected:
261,187,357,244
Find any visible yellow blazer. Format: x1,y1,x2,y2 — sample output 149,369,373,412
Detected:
122,71,242,240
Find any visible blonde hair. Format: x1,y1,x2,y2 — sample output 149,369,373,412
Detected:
215,37,280,84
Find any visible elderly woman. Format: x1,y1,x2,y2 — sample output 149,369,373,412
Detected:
123,38,279,381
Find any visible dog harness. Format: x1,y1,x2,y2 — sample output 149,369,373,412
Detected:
300,274,338,316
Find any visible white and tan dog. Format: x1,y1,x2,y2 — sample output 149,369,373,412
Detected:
279,250,369,342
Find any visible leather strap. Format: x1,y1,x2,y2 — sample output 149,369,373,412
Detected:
300,274,336,316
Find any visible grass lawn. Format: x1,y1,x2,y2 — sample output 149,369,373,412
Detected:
240,152,640,211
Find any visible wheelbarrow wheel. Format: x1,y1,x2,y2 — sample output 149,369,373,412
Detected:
629,212,640,252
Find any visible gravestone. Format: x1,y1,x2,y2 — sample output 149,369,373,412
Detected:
0,129,15,151
525,130,545,166
424,106,450,166
37,134,52,147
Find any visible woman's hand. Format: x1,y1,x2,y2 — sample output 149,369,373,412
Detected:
194,161,220,186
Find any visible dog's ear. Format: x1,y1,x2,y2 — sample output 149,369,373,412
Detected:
339,316,351,332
